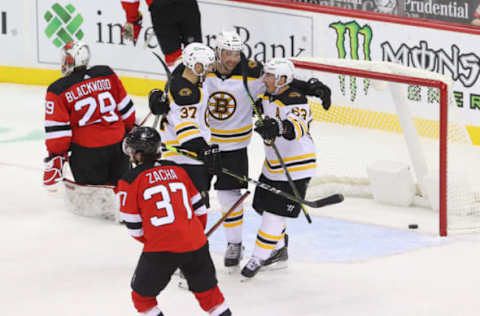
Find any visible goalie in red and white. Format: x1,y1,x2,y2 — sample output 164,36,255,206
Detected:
117,127,232,316
43,40,136,190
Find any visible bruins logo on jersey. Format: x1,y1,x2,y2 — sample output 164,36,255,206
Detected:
288,91,301,98
248,60,257,68
207,91,237,120
179,88,192,96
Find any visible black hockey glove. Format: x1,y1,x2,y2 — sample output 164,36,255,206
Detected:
199,144,222,176
253,98,264,116
254,117,280,143
307,78,331,111
148,89,170,115
280,120,296,141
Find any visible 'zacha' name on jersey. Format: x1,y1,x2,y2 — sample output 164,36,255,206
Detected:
146,168,178,184
65,79,112,102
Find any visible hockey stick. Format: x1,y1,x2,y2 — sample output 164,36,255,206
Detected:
240,54,313,223
152,52,172,129
162,144,344,208
205,191,250,237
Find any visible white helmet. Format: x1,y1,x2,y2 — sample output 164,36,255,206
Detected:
264,58,295,88
216,30,243,52
182,42,216,77
61,41,90,76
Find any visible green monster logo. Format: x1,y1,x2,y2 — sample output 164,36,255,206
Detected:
44,3,84,48
329,21,373,102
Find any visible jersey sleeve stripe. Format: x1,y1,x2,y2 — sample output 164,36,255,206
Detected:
120,102,135,120
176,125,198,135
127,228,144,237
45,130,72,140
120,212,142,222
45,120,71,127
45,124,72,133
191,192,203,205
177,130,201,143
194,205,207,216
175,122,199,131
125,221,142,230
118,95,132,111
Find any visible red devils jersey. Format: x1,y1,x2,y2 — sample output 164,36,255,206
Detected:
44,65,135,155
117,162,208,253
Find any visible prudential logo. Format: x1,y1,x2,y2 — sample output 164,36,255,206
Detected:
44,3,84,48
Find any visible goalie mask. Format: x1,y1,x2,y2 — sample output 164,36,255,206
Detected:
263,58,295,94
61,41,90,76
123,127,162,162
182,42,216,79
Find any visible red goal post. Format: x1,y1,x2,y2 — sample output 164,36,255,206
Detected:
290,57,479,236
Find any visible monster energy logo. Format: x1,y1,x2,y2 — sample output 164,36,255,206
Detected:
44,3,84,48
330,21,373,102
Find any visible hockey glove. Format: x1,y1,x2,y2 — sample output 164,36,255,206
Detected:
43,154,67,190
280,120,296,141
148,89,170,115
307,78,331,111
253,98,264,116
199,144,222,176
254,117,280,144
122,11,142,41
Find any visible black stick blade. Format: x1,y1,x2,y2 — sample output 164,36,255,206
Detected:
306,193,344,208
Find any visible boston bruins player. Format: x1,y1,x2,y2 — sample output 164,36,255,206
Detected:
241,58,317,278
149,42,220,207
204,30,331,270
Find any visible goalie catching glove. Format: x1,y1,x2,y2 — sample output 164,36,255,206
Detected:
43,154,67,190
198,144,222,176
122,11,142,41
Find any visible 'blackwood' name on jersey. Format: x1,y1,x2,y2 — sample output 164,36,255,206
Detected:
44,65,135,155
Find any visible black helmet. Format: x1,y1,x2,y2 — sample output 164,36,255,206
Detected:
123,127,161,157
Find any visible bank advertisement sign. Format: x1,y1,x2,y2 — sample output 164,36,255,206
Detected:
35,0,313,74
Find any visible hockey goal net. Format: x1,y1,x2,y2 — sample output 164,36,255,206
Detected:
291,57,480,236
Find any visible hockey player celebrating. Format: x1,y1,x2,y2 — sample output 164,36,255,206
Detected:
203,30,331,270
43,41,135,189
118,126,232,316
148,42,220,207
241,58,317,279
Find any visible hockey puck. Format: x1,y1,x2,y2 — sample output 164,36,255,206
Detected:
408,224,418,229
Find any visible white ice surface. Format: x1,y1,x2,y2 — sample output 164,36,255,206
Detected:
2,83,480,316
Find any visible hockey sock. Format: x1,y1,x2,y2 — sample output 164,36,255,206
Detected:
131,290,158,313
252,211,286,261
193,285,226,313
274,226,287,250
217,189,244,244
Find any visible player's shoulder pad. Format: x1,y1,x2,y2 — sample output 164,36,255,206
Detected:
120,164,151,184
276,87,308,106
87,65,115,77
169,76,201,106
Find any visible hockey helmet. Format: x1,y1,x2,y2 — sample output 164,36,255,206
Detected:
123,127,162,158
61,41,90,75
182,42,216,77
216,30,243,52
264,58,295,88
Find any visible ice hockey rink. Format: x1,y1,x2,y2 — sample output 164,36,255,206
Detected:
3,82,480,316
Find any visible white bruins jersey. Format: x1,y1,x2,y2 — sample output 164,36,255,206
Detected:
204,59,264,151
160,64,210,165
260,87,316,181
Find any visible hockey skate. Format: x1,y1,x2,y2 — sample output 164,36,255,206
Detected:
224,242,244,273
240,256,263,280
262,234,289,271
